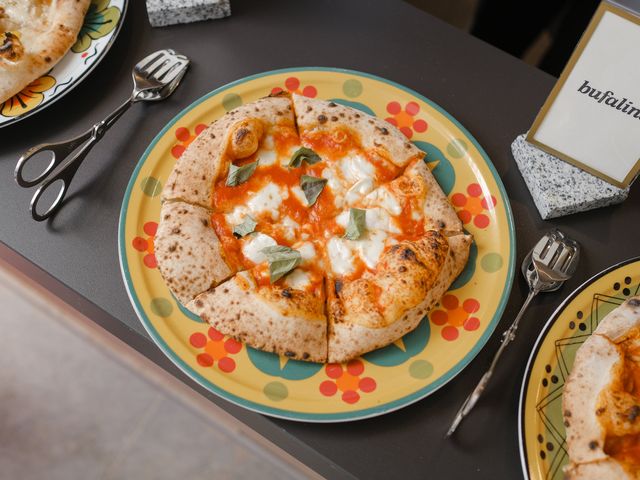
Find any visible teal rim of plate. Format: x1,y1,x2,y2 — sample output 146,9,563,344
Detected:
518,256,640,479
118,67,516,422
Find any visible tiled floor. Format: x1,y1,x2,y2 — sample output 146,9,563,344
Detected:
0,272,301,480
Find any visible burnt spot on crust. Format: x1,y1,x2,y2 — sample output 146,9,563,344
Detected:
0,32,24,61
334,280,343,295
172,227,181,234
588,441,598,450
302,352,310,360
194,299,203,308
628,298,640,307
595,407,605,416
168,244,177,253
627,405,640,422
201,218,209,227
210,133,216,139
354,113,361,118
235,127,250,143
328,102,337,107
44,56,51,63
284,350,296,357
164,214,171,220
330,116,338,122
405,143,413,149
401,248,416,260
438,220,446,229
317,114,328,124
398,266,407,273
564,420,570,428
282,288,292,298
306,106,312,112
376,126,389,135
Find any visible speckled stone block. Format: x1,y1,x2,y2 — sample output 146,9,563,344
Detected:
512,134,630,220
146,0,231,27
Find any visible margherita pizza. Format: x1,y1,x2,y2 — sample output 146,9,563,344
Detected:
0,0,90,102
156,92,471,363
564,296,640,479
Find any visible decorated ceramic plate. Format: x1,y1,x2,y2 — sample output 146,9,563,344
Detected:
119,68,515,421
519,257,640,478
0,0,127,128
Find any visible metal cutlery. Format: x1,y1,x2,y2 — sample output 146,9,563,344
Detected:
15,49,190,221
446,229,580,436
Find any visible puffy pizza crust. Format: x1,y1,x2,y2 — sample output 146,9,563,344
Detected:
0,0,90,102
154,201,233,305
563,333,620,464
328,232,471,363
162,95,294,207
564,459,631,480
292,93,423,168
187,271,327,362
594,297,640,343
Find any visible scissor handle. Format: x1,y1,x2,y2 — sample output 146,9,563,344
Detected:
27,139,95,222
15,131,92,188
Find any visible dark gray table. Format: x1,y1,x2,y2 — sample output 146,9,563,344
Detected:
2,1,638,478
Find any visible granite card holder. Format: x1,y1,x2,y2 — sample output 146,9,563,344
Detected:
146,0,231,27
511,134,630,220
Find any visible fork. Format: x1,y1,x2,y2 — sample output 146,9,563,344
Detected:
15,49,190,221
446,229,580,436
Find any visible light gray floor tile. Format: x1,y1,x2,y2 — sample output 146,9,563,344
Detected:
0,278,300,480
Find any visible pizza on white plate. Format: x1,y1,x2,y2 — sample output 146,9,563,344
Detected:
155,92,472,363
564,296,640,479
0,0,90,102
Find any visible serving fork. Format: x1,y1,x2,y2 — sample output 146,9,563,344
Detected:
446,229,580,436
15,49,190,221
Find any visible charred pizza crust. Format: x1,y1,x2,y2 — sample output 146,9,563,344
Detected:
0,0,90,102
328,231,471,363
563,296,640,479
187,271,327,362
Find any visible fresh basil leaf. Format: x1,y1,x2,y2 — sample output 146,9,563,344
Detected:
343,208,367,240
260,245,302,283
300,175,327,206
232,215,257,238
226,160,257,186
288,147,321,168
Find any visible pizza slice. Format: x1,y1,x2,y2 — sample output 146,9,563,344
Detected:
0,0,90,102
187,240,328,362
564,296,640,479
319,160,471,362
292,93,424,210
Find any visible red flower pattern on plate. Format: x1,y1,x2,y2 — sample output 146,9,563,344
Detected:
430,294,480,341
271,77,317,98
319,360,376,404
132,221,158,268
385,101,428,139
451,183,497,229
189,327,242,373
170,124,207,159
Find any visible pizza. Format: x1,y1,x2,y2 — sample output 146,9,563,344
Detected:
155,92,472,363
563,296,640,479
0,0,90,102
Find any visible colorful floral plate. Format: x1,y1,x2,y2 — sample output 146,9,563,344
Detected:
519,257,640,478
118,68,516,421
0,0,127,128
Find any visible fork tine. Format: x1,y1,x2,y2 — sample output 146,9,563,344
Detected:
138,51,166,72
532,234,552,260
154,59,182,81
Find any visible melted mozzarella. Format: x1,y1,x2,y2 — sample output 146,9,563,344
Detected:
296,242,316,263
224,205,250,226
241,233,276,264
355,230,388,269
262,134,274,149
290,185,308,206
284,269,311,290
255,148,277,166
327,238,355,276
247,183,288,220
339,153,375,184
345,178,374,204
280,216,300,241
364,186,402,215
